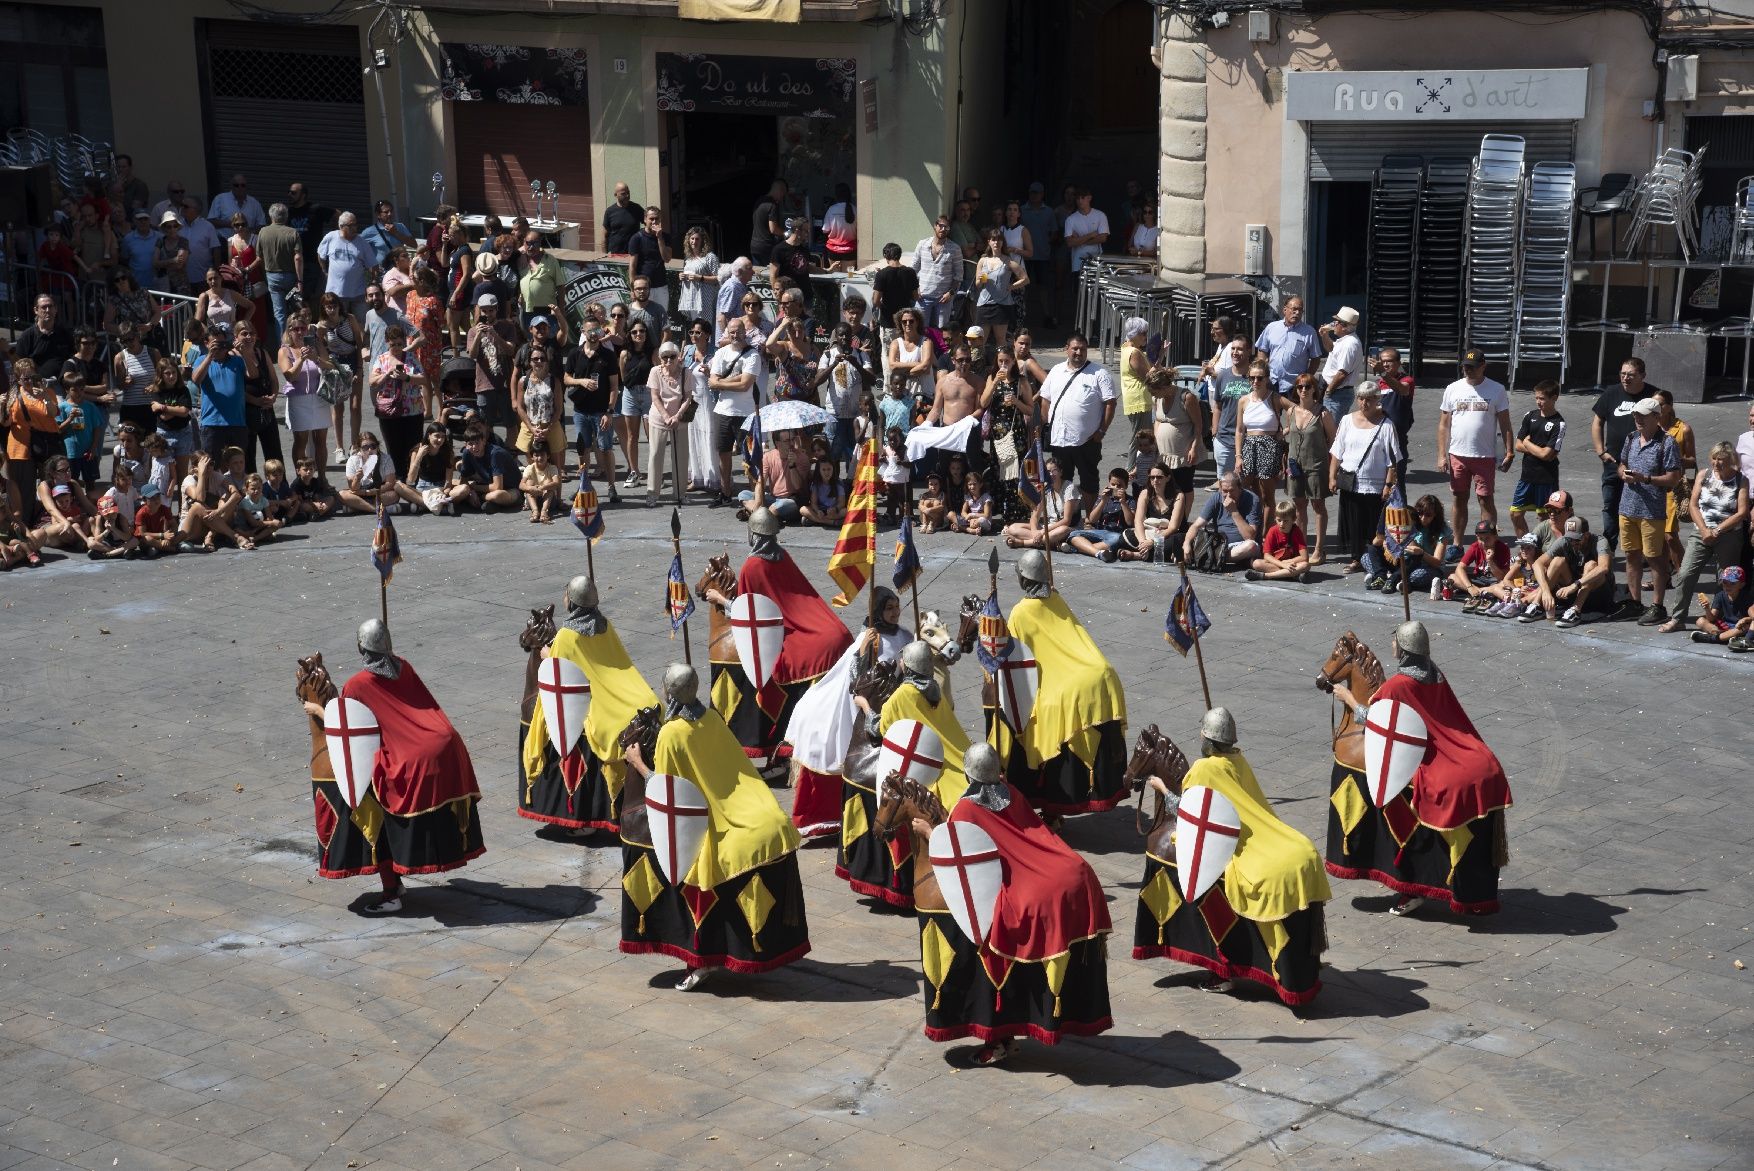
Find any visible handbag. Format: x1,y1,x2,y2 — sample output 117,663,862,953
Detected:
1334,423,1382,494
676,396,699,425
316,363,351,406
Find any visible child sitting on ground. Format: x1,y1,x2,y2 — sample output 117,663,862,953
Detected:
916,471,947,533
520,445,561,523
0,490,43,568
132,480,180,557
92,464,140,559
799,458,846,527
950,469,994,535
141,433,177,509
1699,566,1754,650
261,459,298,523
1246,499,1310,582
1449,519,1510,605
235,473,283,543
293,458,338,520
1472,533,1542,617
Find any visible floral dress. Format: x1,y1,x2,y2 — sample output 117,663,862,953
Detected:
405,290,445,381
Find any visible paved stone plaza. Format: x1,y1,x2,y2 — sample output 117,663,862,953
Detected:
3,388,1752,1171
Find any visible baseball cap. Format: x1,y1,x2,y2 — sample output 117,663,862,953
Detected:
1460,348,1487,367
1632,396,1660,415
97,494,119,517
1723,566,1746,584
1028,180,1045,194
1564,516,1589,539
52,483,70,496
477,293,499,307
1334,306,1360,325
140,481,162,498
530,315,553,329
965,325,985,338
1474,519,1497,534
132,209,150,220
1545,489,1572,510
1515,533,1540,549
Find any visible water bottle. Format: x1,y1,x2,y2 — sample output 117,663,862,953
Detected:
1429,575,1443,601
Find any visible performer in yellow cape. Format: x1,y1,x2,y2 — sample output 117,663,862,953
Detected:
991,550,1128,816
621,663,811,990
837,640,972,907
520,575,659,834
1133,708,1331,1006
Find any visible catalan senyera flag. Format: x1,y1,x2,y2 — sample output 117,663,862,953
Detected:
827,436,879,606
371,502,402,584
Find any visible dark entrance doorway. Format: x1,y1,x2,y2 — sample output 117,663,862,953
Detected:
1308,181,1370,324
670,111,779,262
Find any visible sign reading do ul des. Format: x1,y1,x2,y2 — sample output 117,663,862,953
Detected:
1285,68,1589,121
655,52,856,119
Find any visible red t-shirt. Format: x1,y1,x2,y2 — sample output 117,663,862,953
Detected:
134,503,171,536
38,240,77,275
1461,539,1509,575
1264,523,1306,559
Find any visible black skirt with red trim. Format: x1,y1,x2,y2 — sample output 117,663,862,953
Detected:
618,840,811,973
1324,762,1504,915
989,713,1129,816
1130,853,1325,1007
919,909,1112,1046
834,778,915,910
313,779,376,879
517,718,618,832
378,796,485,876
711,661,805,761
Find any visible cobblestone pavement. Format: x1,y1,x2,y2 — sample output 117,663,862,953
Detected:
2,387,1751,1171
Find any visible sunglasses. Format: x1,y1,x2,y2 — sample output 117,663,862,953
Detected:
360,443,379,450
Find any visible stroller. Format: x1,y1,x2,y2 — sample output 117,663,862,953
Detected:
437,353,480,442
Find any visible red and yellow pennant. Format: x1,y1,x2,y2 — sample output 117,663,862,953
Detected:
827,437,880,606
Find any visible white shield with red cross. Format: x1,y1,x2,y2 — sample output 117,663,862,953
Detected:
1363,697,1429,807
994,638,1039,733
536,654,591,757
877,719,945,788
322,697,380,808
728,592,785,690
1173,785,1241,903
644,772,710,887
929,818,1003,950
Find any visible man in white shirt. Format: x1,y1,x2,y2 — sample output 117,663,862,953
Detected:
910,217,961,332
1317,306,1364,419
207,174,266,234
707,317,766,507
1062,189,1110,275
1436,348,1515,542
1736,402,1754,483
179,197,223,288
1038,331,1117,512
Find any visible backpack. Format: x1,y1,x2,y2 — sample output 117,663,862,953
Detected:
1187,525,1230,574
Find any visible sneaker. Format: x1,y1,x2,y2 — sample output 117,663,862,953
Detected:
709,494,733,509
1732,636,1752,653
1296,571,1311,584
1365,575,1387,592
1692,630,1720,644
622,472,642,489
1099,548,1118,563
1554,606,1582,629
1637,603,1668,627
1244,569,1264,581
608,485,621,504
1517,603,1545,623
332,447,347,465
361,894,402,916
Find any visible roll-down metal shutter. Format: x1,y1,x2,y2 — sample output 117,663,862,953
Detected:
1309,121,1576,182
203,21,371,217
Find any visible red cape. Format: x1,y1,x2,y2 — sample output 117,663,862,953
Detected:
951,787,1111,963
738,551,854,711
343,660,481,817
1376,672,1512,831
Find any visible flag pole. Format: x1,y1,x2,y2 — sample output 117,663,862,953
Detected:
1399,555,1412,623
1033,451,1055,588
1178,562,1213,709
671,506,692,666
375,500,389,627
904,476,921,634
987,542,999,601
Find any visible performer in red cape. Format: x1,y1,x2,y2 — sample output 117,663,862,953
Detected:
1326,621,1512,915
919,743,1112,1066
701,506,854,836
328,619,485,914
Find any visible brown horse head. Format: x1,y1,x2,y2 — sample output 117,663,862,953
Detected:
851,656,902,710
519,604,557,652
615,706,665,846
874,773,948,842
1316,630,1384,698
295,653,338,707
618,705,663,761
695,553,736,603
955,593,984,654
1124,724,1191,796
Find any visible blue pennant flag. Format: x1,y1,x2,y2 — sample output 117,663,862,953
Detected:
975,589,1009,675
1164,577,1210,657
371,502,402,584
1017,438,1044,508
665,552,695,637
1381,481,1413,561
744,404,764,477
892,517,921,592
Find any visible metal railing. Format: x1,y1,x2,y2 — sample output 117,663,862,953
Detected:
2,255,199,352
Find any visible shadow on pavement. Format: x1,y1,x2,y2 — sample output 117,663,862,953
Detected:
363,879,597,926
1302,965,1432,1019
1464,887,1633,937
647,956,922,1002
947,1029,1243,1086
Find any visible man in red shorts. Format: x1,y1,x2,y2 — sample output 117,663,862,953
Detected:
1436,348,1514,548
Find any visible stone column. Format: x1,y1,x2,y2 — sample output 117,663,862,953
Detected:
1157,14,1207,283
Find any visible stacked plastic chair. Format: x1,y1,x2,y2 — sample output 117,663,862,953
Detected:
1415,156,1471,371
1622,145,1707,260
1512,161,1577,387
1366,155,1423,364
1464,134,1526,363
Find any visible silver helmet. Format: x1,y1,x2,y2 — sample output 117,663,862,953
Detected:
1017,549,1050,586
565,574,598,612
1393,620,1430,659
1199,706,1238,747
662,662,699,705
747,506,782,537
356,618,392,656
963,742,1003,788
900,640,936,678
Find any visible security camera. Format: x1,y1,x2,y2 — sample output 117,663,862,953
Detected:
1210,11,1231,27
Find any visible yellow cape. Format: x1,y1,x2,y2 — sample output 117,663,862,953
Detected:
1174,753,1332,923
522,625,660,804
879,683,971,810
655,708,802,890
1004,594,1128,767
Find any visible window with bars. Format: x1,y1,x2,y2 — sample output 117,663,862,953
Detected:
208,47,364,105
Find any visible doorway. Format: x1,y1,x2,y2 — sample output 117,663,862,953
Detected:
1307,181,1370,324
670,111,780,262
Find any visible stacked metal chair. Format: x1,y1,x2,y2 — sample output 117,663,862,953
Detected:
1511,161,1577,386
1366,156,1423,364
1622,145,1707,260
1464,134,1526,362
1732,176,1754,265
1415,156,1471,371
